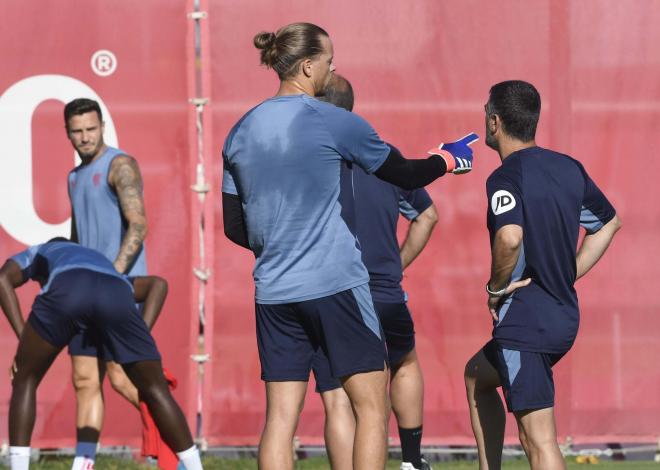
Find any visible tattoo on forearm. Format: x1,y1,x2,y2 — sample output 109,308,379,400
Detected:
111,156,148,273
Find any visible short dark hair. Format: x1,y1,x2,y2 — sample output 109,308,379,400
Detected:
64,98,102,127
254,22,329,80
318,74,354,111
47,237,72,244
487,80,540,142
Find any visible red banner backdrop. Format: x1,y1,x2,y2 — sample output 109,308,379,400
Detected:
0,1,195,448
208,0,660,446
0,0,658,450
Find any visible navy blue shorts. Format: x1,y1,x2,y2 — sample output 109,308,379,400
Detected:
311,347,339,393
312,301,415,393
377,301,415,366
256,283,387,384
28,269,161,364
67,304,145,360
67,329,107,359
482,339,566,413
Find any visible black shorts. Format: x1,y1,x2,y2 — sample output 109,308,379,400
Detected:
256,283,387,383
28,269,161,364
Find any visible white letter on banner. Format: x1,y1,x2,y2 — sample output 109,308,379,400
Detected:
0,75,118,245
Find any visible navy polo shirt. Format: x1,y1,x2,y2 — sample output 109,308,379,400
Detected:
487,146,615,353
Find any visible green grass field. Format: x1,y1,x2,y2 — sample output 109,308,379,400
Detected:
1,455,657,469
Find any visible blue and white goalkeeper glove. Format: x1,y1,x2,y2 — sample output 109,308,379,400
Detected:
428,132,479,175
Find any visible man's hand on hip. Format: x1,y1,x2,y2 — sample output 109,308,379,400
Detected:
487,278,532,322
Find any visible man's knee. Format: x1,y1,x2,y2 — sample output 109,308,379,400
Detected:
10,377,37,395
464,357,481,393
72,360,102,394
322,388,354,421
515,408,560,457
267,397,305,423
464,350,499,393
352,389,390,417
106,363,135,394
264,382,307,431
524,430,558,453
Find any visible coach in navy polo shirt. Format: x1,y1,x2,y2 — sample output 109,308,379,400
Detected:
313,75,439,470
464,81,621,470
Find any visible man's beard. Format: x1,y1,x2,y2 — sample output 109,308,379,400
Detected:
77,143,101,160
485,133,499,151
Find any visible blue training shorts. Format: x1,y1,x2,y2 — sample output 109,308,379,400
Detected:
255,283,387,384
483,339,566,412
28,269,161,364
312,300,416,392
67,304,145,360
68,329,107,359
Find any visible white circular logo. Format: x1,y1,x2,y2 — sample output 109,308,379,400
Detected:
91,50,117,77
0,74,119,244
491,190,517,215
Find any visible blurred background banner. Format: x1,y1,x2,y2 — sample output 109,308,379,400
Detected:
0,0,195,448
1,0,658,448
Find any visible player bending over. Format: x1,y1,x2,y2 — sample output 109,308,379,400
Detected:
0,239,203,470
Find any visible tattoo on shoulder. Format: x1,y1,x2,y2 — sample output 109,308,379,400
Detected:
112,155,143,190
111,156,146,219
111,155,148,273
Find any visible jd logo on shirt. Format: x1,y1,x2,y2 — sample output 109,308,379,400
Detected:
491,190,516,215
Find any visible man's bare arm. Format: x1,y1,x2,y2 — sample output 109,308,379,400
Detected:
400,204,438,271
486,224,530,321
488,224,524,291
132,276,168,330
576,215,621,280
0,260,28,338
109,155,148,274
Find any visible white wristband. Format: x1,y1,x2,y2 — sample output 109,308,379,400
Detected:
486,282,508,297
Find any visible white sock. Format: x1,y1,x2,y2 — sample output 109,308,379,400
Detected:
71,455,95,470
9,446,30,470
176,445,203,470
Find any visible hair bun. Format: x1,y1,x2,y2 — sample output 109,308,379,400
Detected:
254,31,276,51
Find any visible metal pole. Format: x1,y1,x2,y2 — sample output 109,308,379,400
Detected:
187,0,210,449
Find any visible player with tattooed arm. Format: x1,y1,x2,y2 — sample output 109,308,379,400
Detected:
64,98,159,469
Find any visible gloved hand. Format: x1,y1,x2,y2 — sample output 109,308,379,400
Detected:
428,132,479,174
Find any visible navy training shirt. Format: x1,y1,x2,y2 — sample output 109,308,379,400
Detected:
486,146,615,354
10,242,131,294
222,94,390,304
347,161,433,303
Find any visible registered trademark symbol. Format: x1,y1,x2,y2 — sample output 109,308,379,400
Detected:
91,50,117,77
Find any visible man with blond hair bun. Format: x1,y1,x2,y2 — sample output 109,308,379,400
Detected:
222,22,477,470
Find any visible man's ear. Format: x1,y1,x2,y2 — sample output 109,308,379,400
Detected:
301,58,313,78
488,114,499,134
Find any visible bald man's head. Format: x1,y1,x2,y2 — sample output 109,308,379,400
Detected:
319,74,354,112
